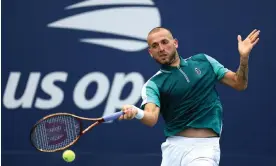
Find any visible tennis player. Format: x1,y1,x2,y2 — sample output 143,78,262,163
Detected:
119,27,260,166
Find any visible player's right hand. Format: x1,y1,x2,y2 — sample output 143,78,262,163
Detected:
119,105,138,120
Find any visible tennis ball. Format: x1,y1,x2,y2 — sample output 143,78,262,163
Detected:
62,150,75,162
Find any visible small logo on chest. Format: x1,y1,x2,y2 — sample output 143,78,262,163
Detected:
195,68,201,75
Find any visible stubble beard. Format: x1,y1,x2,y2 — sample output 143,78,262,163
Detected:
157,50,178,65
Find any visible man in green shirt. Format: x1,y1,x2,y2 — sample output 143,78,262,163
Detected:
119,27,260,166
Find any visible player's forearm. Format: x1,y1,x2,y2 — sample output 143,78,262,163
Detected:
235,57,249,90
139,111,158,127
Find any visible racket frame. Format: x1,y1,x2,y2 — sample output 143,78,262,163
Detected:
30,112,105,152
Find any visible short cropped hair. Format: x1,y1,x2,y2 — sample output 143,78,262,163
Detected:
147,27,174,38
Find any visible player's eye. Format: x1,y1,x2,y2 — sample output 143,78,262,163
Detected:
162,40,169,44
151,44,158,49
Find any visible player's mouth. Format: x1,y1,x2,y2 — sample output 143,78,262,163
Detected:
159,53,168,57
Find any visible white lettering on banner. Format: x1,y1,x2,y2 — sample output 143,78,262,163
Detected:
3,72,41,109
35,72,68,109
73,72,110,109
3,72,68,109
3,72,145,118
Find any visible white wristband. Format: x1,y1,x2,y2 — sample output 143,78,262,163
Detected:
132,105,144,120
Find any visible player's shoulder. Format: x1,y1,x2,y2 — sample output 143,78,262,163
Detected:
148,70,164,82
185,53,209,62
143,70,164,88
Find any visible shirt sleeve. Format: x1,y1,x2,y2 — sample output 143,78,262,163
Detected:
204,54,229,80
140,80,160,109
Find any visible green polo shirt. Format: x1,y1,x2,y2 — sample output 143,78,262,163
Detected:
140,53,229,137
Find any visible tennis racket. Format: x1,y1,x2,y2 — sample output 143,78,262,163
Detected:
30,111,124,152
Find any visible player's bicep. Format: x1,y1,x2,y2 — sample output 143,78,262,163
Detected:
144,102,160,117
220,70,239,89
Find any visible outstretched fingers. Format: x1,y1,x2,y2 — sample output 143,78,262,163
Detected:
248,29,260,42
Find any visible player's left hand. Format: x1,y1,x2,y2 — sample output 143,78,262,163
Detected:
237,29,260,58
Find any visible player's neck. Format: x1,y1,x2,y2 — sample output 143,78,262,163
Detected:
169,54,180,67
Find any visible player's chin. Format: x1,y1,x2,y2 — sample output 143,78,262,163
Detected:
156,58,169,65
161,60,172,65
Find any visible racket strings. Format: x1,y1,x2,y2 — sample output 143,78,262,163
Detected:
31,115,81,151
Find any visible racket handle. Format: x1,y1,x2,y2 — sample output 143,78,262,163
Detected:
103,111,124,122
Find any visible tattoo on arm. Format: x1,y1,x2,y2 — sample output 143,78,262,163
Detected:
236,57,249,87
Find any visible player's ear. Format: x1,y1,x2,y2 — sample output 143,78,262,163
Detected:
148,48,153,58
174,38,179,49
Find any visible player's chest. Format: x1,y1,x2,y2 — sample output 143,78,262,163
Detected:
160,65,210,96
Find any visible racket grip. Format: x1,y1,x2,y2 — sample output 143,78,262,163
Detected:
103,111,124,122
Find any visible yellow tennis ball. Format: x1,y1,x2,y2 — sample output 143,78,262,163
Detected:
62,150,75,162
